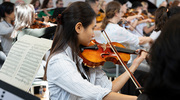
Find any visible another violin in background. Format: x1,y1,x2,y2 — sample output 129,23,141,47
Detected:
123,9,155,22
30,20,50,29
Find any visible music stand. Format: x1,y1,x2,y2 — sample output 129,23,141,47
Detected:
0,80,40,100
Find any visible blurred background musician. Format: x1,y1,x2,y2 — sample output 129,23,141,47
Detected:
0,2,15,56
30,0,41,11
0,2,14,68
138,13,180,100
38,0,54,18
52,0,66,19
11,4,56,42
149,6,168,43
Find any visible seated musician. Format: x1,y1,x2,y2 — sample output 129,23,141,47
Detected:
130,1,155,37
11,4,56,41
93,1,152,96
149,7,168,43
38,0,54,18
86,0,102,30
138,13,180,100
150,6,180,43
44,1,147,100
115,0,144,33
0,2,15,55
100,1,152,50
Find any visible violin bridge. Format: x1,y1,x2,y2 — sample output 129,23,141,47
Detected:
101,43,106,51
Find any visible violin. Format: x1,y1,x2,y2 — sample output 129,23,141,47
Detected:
118,19,130,29
30,20,50,29
80,30,145,93
123,9,155,22
96,10,105,23
80,40,138,68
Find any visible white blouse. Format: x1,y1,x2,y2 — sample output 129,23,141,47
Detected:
47,46,112,100
94,23,140,49
150,30,161,42
0,21,13,55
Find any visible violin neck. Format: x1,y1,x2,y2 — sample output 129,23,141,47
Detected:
114,46,137,54
80,44,98,52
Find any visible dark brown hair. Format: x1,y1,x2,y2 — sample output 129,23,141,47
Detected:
154,6,168,32
30,0,41,8
44,1,96,80
101,1,121,29
41,0,50,9
144,14,180,100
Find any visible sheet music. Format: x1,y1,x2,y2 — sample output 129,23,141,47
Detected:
0,35,52,91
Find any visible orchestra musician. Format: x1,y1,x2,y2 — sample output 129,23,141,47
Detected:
44,1,147,100
11,4,56,41
38,0,54,18
150,6,180,43
30,0,41,11
0,2,15,56
130,1,155,37
138,13,180,100
149,7,168,43
100,1,152,50
94,1,152,95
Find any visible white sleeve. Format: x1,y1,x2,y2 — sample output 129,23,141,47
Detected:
0,25,13,35
150,31,161,41
115,27,140,47
47,55,111,100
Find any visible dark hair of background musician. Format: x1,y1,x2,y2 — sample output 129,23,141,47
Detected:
85,0,98,4
114,0,128,5
101,1,121,29
154,6,168,32
131,1,143,9
41,0,50,9
30,0,41,8
44,1,96,80
0,2,14,20
143,14,180,100
167,6,180,18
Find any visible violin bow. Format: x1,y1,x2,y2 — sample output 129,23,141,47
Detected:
101,30,143,93
120,19,144,37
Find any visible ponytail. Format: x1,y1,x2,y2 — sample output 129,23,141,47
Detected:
101,16,109,29
101,1,121,29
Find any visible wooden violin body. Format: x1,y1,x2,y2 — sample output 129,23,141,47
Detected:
80,40,137,68
30,20,50,29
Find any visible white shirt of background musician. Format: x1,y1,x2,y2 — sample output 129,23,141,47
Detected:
150,30,161,42
135,23,147,36
47,46,112,100
94,23,140,49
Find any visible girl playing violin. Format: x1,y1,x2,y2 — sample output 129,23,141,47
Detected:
44,1,147,100
100,1,152,50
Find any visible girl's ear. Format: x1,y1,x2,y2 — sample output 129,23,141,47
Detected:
75,22,84,35
114,11,119,17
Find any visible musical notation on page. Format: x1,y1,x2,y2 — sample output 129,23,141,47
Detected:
0,35,52,92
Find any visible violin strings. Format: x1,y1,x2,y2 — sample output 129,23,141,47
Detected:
101,30,142,94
